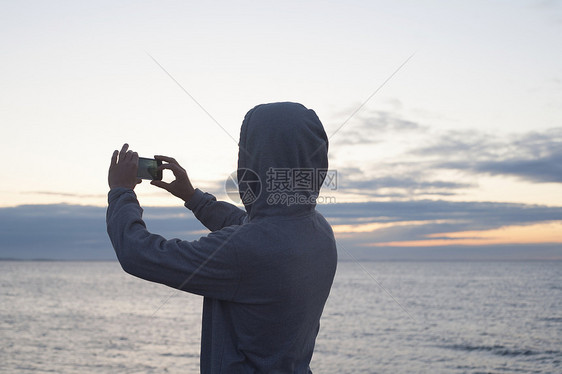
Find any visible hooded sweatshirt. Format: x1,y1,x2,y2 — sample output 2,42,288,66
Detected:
106,102,338,373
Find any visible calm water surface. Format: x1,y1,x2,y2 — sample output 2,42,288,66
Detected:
1,260,561,373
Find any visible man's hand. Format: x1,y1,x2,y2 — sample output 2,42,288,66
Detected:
108,144,142,190
151,155,196,203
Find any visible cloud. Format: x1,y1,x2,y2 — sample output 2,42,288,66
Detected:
0,204,110,260
316,199,562,259
21,191,108,198
318,199,562,228
329,110,425,146
1,199,560,261
418,127,562,183
168,116,560,203
0,204,207,260
318,199,562,252
330,124,562,202
412,129,500,159
328,107,562,189
441,152,562,183
337,174,474,198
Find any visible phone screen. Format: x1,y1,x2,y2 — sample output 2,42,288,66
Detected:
137,157,162,180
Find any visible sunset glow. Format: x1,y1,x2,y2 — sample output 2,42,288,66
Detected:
368,222,562,247
1,1,561,260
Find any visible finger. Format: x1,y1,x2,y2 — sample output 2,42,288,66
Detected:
110,150,118,167
136,178,142,185
123,149,137,163
119,144,129,159
157,162,184,175
154,155,178,164
150,180,170,190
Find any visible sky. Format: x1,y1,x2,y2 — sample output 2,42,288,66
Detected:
1,0,561,259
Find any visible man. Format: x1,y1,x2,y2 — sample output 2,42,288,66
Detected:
107,102,337,373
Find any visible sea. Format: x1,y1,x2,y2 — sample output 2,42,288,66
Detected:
1,260,561,374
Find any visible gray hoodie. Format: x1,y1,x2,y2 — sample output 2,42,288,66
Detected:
106,102,337,373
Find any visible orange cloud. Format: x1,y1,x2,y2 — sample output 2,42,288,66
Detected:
369,221,562,247
334,220,424,234
332,219,450,236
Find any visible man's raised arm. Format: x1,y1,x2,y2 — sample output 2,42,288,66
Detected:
150,155,247,231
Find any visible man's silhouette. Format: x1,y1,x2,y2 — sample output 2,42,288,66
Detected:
107,102,337,373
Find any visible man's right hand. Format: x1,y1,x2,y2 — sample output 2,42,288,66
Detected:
151,155,196,203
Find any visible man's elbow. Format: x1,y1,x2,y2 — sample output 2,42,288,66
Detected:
113,244,137,276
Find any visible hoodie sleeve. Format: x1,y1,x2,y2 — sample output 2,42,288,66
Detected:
184,188,248,231
106,188,241,300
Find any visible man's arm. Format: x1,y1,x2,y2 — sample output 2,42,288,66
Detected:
150,155,247,231
106,188,240,299
185,189,247,231
106,144,240,298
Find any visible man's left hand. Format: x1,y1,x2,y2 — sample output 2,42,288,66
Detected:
108,143,142,189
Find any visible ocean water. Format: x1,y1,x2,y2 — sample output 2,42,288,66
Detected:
1,260,561,373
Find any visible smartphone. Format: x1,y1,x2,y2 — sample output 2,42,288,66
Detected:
137,157,163,181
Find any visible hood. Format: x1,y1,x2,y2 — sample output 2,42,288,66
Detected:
237,102,329,219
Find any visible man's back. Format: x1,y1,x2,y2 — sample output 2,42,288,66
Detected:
194,209,337,372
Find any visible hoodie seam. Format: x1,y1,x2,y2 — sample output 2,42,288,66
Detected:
229,244,243,302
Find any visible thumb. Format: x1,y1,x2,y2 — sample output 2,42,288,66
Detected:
151,180,169,190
